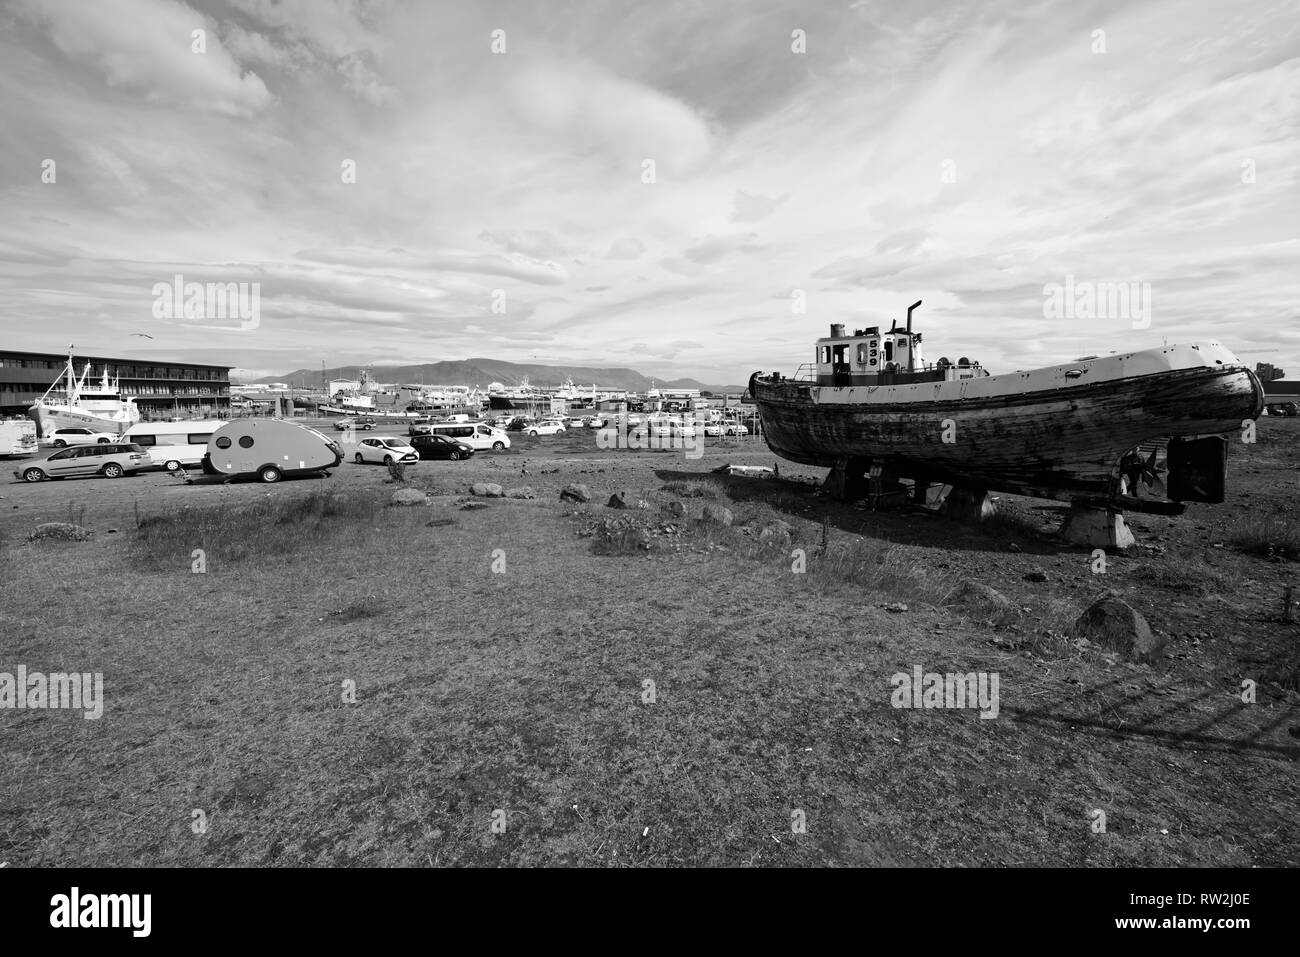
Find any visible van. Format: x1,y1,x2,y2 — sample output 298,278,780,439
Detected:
421,421,510,451
123,420,218,471
201,419,343,482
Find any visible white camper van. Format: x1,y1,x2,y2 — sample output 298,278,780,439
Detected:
202,419,343,482
123,420,218,471
416,421,511,451
0,419,39,457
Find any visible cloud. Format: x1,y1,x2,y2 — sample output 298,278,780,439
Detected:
16,0,272,116
731,189,787,222
607,238,646,260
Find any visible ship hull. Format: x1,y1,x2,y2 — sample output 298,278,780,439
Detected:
28,403,140,438
751,342,1262,502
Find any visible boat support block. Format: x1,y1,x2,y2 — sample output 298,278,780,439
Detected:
940,485,997,522
1058,502,1136,550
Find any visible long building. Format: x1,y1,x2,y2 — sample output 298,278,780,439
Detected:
0,349,232,419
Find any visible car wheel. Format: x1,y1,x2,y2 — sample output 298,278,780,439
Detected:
259,465,282,483
102,462,124,478
449,451,459,460
383,455,394,465
164,460,181,472
53,439,66,447
22,467,45,482
354,453,364,464
97,437,110,443
492,441,505,451
529,430,539,436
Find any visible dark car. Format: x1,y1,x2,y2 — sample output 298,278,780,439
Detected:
411,433,475,460
1265,402,1298,417
504,416,535,432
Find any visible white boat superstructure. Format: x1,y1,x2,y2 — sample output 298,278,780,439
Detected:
29,350,141,437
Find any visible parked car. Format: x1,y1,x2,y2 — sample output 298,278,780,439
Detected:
16,442,151,482
703,423,724,436
1265,402,1298,417
417,422,511,451
411,433,475,460
351,436,419,465
526,421,566,436
334,417,375,431
43,427,117,447
723,423,750,436
673,419,699,438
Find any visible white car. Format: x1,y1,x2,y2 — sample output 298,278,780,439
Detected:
527,422,566,436
673,420,699,438
566,417,587,429
723,423,750,436
703,423,724,436
351,436,419,465
43,427,117,447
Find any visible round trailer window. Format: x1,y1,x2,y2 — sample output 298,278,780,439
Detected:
238,435,254,448
215,436,232,449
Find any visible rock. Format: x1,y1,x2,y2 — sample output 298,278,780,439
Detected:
666,501,687,518
880,602,909,613
1008,542,1022,553
1072,596,1164,661
460,501,489,511
390,489,429,507
504,486,535,499
470,483,504,498
559,484,591,503
757,520,792,548
943,580,1011,613
425,518,457,527
27,523,92,542
700,504,734,526
1024,569,1049,582
607,490,632,509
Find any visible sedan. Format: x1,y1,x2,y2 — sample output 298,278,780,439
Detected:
334,418,375,431
526,422,566,436
411,433,474,460
703,423,724,436
352,436,419,465
723,423,750,436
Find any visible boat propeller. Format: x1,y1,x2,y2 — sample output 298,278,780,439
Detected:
1119,447,1166,495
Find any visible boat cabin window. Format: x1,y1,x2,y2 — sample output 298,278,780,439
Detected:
857,344,869,363
819,346,831,363
884,341,893,362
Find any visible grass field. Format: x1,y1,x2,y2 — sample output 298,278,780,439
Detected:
0,422,1297,866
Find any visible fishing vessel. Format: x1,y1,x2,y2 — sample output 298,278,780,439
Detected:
749,300,1264,513
28,351,141,437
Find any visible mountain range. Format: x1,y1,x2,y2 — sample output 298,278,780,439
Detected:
242,358,748,394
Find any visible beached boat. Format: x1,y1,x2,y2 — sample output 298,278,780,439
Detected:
749,301,1264,513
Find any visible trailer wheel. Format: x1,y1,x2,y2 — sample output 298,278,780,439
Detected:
259,465,282,483
22,467,45,482
164,460,181,472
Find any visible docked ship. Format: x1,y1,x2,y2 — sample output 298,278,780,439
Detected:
488,377,556,415
748,300,1263,513
28,351,141,437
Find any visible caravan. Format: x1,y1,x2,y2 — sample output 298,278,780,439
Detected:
123,420,219,471
202,419,342,482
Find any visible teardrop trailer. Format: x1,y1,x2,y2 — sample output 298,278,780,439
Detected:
200,419,343,483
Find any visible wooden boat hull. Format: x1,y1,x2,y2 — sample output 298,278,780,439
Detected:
751,342,1263,502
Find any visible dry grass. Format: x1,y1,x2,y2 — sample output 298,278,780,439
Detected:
1229,516,1300,562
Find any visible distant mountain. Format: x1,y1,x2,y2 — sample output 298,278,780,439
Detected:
242,357,747,394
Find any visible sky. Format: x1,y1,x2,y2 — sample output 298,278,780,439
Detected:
0,0,1297,384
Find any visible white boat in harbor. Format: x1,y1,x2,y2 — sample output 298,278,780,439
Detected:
28,351,141,437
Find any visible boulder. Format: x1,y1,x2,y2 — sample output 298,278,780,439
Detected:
560,484,591,503
700,504,734,526
504,486,536,499
460,501,489,511
389,489,429,507
27,523,92,542
665,500,687,518
607,490,632,509
943,580,1012,613
470,483,504,498
757,520,792,548
1072,596,1164,661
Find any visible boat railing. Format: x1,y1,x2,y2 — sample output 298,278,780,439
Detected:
789,363,817,382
